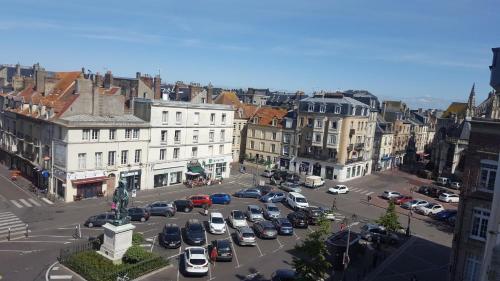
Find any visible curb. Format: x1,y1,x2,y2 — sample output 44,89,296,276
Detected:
133,264,174,281
45,261,59,281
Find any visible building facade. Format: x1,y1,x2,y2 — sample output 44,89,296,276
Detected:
373,116,394,171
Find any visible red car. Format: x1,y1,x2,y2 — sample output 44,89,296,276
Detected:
188,194,212,207
392,195,413,205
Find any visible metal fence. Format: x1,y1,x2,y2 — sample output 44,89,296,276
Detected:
59,238,101,263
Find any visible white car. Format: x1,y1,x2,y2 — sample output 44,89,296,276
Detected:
183,247,209,276
439,193,460,203
262,169,276,178
381,191,401,199
228,210,248,228
286,192,309,210
415,203,445,216
209,212,227,234
328,185,349,194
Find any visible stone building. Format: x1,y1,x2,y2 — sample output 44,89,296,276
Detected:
373,115,394,171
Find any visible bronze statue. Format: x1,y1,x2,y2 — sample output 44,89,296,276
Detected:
112,179,130,225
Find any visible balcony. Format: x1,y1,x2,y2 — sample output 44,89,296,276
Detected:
346,156,365,164
355,143,365,150
298,152,338,162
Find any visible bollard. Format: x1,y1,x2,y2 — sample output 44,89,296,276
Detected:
8,227,11,241
25,224,29,237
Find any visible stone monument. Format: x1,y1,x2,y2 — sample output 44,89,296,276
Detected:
98,180,135,264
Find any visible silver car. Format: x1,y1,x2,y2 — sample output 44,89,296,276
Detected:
235,226,256,246
246,205,264,222
280,182,302,193
263,203,281,220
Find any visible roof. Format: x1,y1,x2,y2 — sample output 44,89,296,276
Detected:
59,114,146,123
214,91,241,106
301,96,369,108
442,102,468,118
250,107,288,127
238,104,259,119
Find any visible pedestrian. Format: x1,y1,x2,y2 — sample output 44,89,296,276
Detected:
367,195,372,203
332,197,338,210
210,246,218,265
203,204,209,216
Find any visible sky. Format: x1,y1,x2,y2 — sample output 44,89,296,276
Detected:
0,0,498,109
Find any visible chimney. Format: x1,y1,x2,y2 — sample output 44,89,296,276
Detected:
15,63,21,77
207,83,213,103
136,72,141,79
95,72,103,87
34,64,47,94
104,71,113,89
153,75,161,100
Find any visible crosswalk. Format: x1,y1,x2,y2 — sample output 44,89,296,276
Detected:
0,211,27,239
349,187,375,196
9,197,52,208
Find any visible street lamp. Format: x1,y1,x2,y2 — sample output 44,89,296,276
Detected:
343,214,359,270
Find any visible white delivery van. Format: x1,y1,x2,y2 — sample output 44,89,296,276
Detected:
304,176,325,188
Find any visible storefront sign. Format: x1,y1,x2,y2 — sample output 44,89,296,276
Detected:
120,170,141,177
68,170,105,180
208,158,225,164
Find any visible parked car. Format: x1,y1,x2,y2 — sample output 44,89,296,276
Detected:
280,182,302,193
262,169,277,178
228,210,248,228
272,170,289,181
391,195,413,205
174,200,194,213
235,226,256,246
401,199,429,210
159,223,182,249
260,191,287,203
432,209,458,221
246,205,264,222
271,269,297,281
210,193,231,205
360,223,399,244
127,207,150,222
263,203,281,220
188,195,212,207
255,185,274,196
318,207,338,221
208,239,233,262
146,201,176,217
253,221,278,239
304,176,325,188
286,192,309,210
285,174,301,183
381,191,401,200
84,213,114,228
208,212,227,234
272,218,294,235
439,193,460,203
415,203,445,216
418,185,446,198
328,185,349,194
183,247,209,276
448,181,461,190
234,188,262,198
303,206,323,224
184,219,206,246
287,211,309,228
436,177,450,187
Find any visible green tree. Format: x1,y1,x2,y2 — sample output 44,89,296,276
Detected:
293,218,332,281
376,201,402,232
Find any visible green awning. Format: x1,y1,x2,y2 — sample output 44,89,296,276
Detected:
188,166,205,174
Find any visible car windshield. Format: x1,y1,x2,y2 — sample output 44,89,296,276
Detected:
189,258,206,265
296,197,307,203
233,212,245,219
250,208,261,214
189,224,203,232
165,227,179,235
267,206,279,212
281,221,292,227
242,232,255,238
211,217,224,224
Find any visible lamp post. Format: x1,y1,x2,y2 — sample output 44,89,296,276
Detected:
343,214,358,270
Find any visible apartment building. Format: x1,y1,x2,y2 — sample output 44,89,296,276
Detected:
292,93,373,182
245,107,288,166
133,99,233,188
373,115,394,171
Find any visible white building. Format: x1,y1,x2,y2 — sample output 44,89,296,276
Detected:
133,99,234,188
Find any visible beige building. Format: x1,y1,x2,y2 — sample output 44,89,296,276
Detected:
392,119,411,165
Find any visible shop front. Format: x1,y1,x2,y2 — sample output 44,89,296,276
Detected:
153,167,184,188
72,176,107,200
120,170,141,191
325,166,334,180
201,157,229,179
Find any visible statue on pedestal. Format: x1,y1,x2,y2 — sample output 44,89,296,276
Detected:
111,180,130,226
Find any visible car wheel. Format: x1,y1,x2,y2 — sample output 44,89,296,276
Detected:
88,222,94,228
140,217,146,222
184,207,190,213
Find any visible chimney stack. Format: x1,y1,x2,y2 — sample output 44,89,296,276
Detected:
207,83,213,103
15,63,21,77
104,71,114,89
34,64,47,94
95,72,103,87
153,75,161,100
136,72,141,79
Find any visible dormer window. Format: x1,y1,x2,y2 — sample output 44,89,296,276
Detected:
335,105,341,114
271,118,278,126
319,104,326,113
308,103,314,112
253,117,259,124
352,106,357,116
360,108,365,116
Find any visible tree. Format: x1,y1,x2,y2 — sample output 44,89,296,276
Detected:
293,218,332,281
376,201,402,232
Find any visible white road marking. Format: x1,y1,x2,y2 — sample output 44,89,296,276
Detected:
19,199,32,207
41,197,54,205
360,190,369,195
0,218,22,226
49,275,73,280
0,226,25,234
0,249,40,253
276,237,283,248
28,198,42,207
226,228,240,268
10,200,23,208
255,241,264,257
52,266,60,270
366,192,374,195
293,231,301,240
0,214,17,220
0,212,13,216
0,223,24,230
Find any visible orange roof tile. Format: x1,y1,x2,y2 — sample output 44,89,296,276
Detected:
214,91,241,106
239,104,258,119
250,107,288,127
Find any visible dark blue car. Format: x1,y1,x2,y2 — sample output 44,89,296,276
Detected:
433,209,457,221
272,218,294,235
210,193,231,205
260,191,286,203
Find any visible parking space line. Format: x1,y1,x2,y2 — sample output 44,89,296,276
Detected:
276,237,283,249
293,231,301,240
226,228,240,268
307,226,314,233
255,241,264,257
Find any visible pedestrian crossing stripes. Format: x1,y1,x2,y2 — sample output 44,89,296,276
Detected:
9,197,48,208
0,212,27,238
349,188,375,196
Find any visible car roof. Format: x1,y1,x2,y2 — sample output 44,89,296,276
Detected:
210,212,224,218
188,219,201,224
257,220,274,227
186,247,206,256
265,203,277,207
442,193,455,196
238,226,253,233
289,192,304,197
215,239,231,246
248,204,260,209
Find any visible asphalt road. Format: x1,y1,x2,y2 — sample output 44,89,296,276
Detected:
0,166,454,281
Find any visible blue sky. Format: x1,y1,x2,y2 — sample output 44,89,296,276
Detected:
0,0,498,109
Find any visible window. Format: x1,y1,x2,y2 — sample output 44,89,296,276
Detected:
191,147,197,158
210,113,216,125
352,167,356,177
162,111,168,124
272,132,277,140
193,130,199,143
470,208,490,241
479,160,497,192
357,166,361,176
314,133,321,143
221,113,226,125
109,129,116,140
283,134,290,143
125,129,132,139
220,130,225,142
316,119,323,128
305,133,312,141
271,144,276,153
308,103,314,112
251,129,255,137
82,129,90,140
159,149,166,160
161,130,167,142
335,105,341,114
132,129,139,139
173,148,180,159
208,145,213,155
174,130,181,143
91,129,99,140
250,141,254,149
260,142,264,151
121,150,128,165
219,145,224,154
193,112,200,125
319,104,326,113
464,253,481,281
271,118,277,126
108,151,116,166
176,112,182,124
346,168,351,179
78,153,86,169
134,149,141,163
328,134,337,145
95,152,102,168
209,130,214,142
232,136,235,144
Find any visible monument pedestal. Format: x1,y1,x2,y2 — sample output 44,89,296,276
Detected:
98,223,135,264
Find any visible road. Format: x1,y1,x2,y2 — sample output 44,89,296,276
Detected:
0,165,454,281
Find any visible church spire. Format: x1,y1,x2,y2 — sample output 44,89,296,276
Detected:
466,83,476,118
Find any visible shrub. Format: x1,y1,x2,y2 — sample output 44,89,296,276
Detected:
132,233,144,246
123,245,154,264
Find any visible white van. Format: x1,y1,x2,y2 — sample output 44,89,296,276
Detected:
304,176,325,188
286,192,309,210
436,177,449,186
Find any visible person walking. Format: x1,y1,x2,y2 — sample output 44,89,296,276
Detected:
210,245,218,266
203,204,209,216
332,197,338,210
